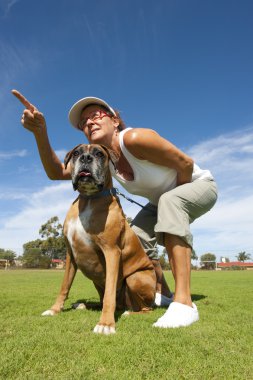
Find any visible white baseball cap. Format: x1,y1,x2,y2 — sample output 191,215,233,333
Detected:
68,96,116,130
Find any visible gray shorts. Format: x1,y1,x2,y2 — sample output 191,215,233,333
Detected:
131,179,218,259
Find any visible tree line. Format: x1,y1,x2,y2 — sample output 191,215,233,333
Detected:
0,217,66,269
0,216,251,269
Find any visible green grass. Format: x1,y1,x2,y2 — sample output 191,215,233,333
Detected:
0,270,252,380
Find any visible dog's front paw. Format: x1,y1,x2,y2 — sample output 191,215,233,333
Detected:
41,309,58,316
93,324,116,335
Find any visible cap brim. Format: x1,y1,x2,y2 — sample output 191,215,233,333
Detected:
68,96,116,130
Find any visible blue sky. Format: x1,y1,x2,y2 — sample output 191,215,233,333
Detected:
0,0,253,261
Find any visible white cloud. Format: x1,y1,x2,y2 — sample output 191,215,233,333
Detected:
0,149,27,160
192,194,253,258
55,149,68,161
188,127,253,259
0,182,75,251
0,191,28,200
187,126,253,180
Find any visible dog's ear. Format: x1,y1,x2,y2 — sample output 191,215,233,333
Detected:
100,145,118,170
64,144,82,169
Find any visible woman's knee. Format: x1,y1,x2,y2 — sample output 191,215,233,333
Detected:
158,191,181,209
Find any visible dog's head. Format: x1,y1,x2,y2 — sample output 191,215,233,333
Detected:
64,144,117,195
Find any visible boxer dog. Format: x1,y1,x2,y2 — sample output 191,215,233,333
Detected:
42,144,156,334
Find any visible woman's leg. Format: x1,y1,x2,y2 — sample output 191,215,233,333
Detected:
165,234,192,306
131,204,173,300
153,179,218,327
151,258,173,298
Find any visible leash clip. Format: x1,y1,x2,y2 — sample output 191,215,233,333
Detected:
109,188,117,196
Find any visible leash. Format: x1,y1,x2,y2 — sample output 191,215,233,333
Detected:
80,187,156,214
114,188,157,215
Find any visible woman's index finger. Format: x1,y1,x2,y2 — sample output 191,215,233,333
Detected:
12,89,35,111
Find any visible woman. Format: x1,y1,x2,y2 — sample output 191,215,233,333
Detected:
12,90,218,328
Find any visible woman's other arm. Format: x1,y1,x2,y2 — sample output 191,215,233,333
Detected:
124,128,193,186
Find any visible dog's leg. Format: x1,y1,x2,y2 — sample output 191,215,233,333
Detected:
93,248,121,335
42,249,77,316
94,283,105,305
125,269,156,313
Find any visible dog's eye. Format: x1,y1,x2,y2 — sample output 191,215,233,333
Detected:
73,150,79,156
95,151,104,158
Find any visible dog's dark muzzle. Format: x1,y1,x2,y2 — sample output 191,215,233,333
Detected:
72,167,93,189
72,161,106,193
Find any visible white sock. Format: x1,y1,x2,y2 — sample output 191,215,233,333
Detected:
72,303,86,310
154,292,174,307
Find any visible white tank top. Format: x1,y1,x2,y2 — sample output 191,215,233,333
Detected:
110,128,213,205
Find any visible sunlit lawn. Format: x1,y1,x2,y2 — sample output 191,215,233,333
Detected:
0,269,252,379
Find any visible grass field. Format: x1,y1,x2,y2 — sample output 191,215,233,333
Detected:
0,269,252,380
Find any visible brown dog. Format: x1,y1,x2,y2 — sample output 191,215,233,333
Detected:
42,144,156,334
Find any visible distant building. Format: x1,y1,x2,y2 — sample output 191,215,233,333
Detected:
51,259,65,269
14,259,22,267
0,259,9,269
217,261,253,270
0,259,17,269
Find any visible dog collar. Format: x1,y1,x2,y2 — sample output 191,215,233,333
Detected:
80,187,118,200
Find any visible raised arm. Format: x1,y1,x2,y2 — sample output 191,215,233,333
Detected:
124,128,193,186
12,90,71,180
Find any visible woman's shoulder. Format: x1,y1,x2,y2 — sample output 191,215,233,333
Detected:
123,127,159,146
122,128,161,159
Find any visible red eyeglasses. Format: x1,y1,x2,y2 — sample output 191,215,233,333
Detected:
78,110,112,130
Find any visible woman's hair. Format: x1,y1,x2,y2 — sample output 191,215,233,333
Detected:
95,105,126,131
81,104,126,131
113,109,126,131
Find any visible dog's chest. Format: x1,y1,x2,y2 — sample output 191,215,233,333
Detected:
67,216,92,252
66,205,106,280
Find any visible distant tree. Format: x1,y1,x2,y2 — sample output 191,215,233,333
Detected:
0,248,16,261
23,239,44,252
23,217,66,261
22,248,51,269
39,216,62,239
39,216,66,259
159,249,170,270
236,251,251,262
191,249,198,261
41,235,66,260
200,253,216,270
159,247,197,269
